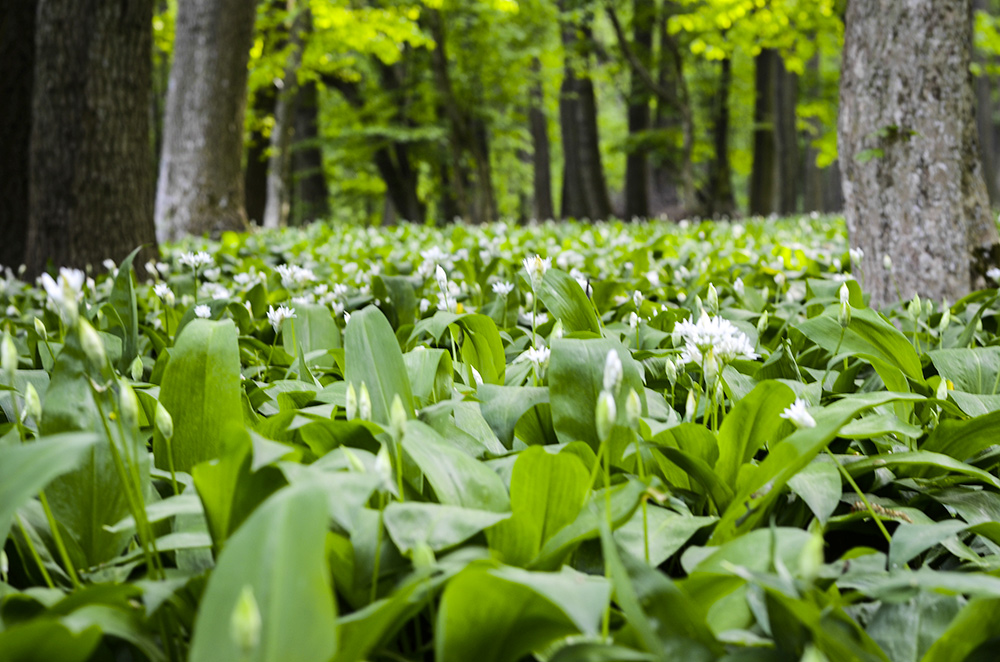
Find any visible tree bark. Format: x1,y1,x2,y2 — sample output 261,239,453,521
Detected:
0,0,35,268
749,48,778,216
155,0,258,241
974,0,1000,205
25,0,157,275
624,0,655,220
292,79,329,225
706,57,736,217
263,1,306,229
529,58,554,221
244,86,275,226
840,0,999,307
775,54,799,214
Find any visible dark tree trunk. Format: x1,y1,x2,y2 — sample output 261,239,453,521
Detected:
706,57,736,217
624,0,655,220
840,0,999,306
776,55,800,214
529,58,554,221
244,85,275,226
749,49,778,216
25,0,158,275
559,66,588,219
649,2,687,217
292,80,329,225
155,0,258,241
0,0,36,268
975,0,1000,205
263,1,307,229
577,76,614,219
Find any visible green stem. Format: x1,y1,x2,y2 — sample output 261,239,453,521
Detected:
824,448,893,546
38,491,80,588
370,498,385,604
15,513,54,588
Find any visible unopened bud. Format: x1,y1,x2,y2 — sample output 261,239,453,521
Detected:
129,356,144,382
119,380,140,429
1,332,17,375
603,350,623,395
154,402,174,441
663,357,677,384
230,585,261,655
756,310,769,337
939,306,951,332
358,382,372,422
703,347,719,386
706,283,719,314
625,388,641,430
907,294,922,320
839,301,852,329
345,382,358,420
390,394,407,441
838,283,850,306
882,254,893,271
24,383,42,421
550,319,564,340
79,321,106,368
935,378,949,401
33,318,47,340
685,389,697,422
595,390,616,443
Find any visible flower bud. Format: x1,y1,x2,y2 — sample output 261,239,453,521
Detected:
907,294,922,320
79,321,106,368
663,357,677,384
603,350,623,395
756,310,769,337
154,402,174,441
550,319,564,340
839,301,852,329
625,388,641,430
1,332,17,375
839,283,850,306
119,380,140,430
706,283,718,314
939,306,951,332
358,382,372,422
33,318,47,340
595,390,616,443
703,347,719,387
129,356,144,382
230,585,261,655
882,254,893,271
935,378,949,401
345,382,358,420
390,394,407,441
685,389,697,422
24,383,42,421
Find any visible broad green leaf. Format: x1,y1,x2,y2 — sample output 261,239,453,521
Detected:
786,458,841,525
0,433,97,547
922,409,1000,464
108,246,143,373
919,597,1000,662
614,506,716,567
436,563,609,662
487,446,591,567
796,307,922,380
401,420,510,513
844,451,1000,490
548,643,655,662
537,268,601,334
549,338,644,451
0,620,102,662
373,274,417,329
156,319,245,472
403,348,452,407
189,481,337,662
716,381,796,488
477,384,549,449
383,502,508,554
867,593,963,662
345,306,414,425
455,314,505,385
282,303,340,355
928,347,1000,394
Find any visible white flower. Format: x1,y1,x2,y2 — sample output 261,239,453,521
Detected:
153,282,175,306
243,301,253,317
882,254,893,271
194,304,211,319
629,312,639,328
492,281,515,296
632,290,644,308
435,265,449,291
673,311,758,365
517,345,551,366
839,282,850,305
266,305,296,333
38,267,85,324
178,251,212,270
987,267,1000,283
849,247,864,266
603,349,623,394
733,278,744,297
523,254,551,290
780,398,816,429
275,264,316,288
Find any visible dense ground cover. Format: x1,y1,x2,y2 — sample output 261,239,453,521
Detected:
2,216,1000,661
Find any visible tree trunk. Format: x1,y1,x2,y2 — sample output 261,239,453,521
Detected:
650,2,687,217
529,58,554,221
155,0,258,241
706,57,736,217
25,0,157,275
576,76,614,219
559,66,588,219
749,48,778,216
263,1,306,229
840,0,999,307
624,0,654,220
292,80,329,225
244,86,275,226
975,0,1000,205
775,55,799,214
0,0,35,268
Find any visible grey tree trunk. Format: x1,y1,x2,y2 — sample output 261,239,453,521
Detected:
155,0,258,241
840,0,999,308
263,1,306,229
25,0,157,276
0,0,35,268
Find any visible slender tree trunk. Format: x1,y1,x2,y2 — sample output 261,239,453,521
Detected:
263,1,306,229
25,0,157,275
624,0,654,220
840,0,999,307
0,0,35,268
649,2,687,217
244,85,275,226
292,80,329,225
529,58,554,221
775,55,799,215
975,0,1000,205
577,75,614,219
749,49,778,216
559,28,588,219
155,0,258,241
706,57,736,217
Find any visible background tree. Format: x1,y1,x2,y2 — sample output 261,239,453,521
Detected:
24,0,158,275
155,0,259,241
840,0,1000,307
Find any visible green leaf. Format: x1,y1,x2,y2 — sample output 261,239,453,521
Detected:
786,458,842,525
0,433,98,547
537,268,601,334
189,481,337,662
0,620,102,662
403,348,452,408
487,446,591,567
928,347,1000,394
716,381,796,489
108,246,143,373
919,597,1000,662
922,409,1000,463
436,563,609,662
345,306,414,425
282,303,340,355
455,314,506,385
844,451,1000,490
866,593,962,662
156,319,245,472
477,384,549,449
383,502,508,554
401,420,510,513
614,506,716,567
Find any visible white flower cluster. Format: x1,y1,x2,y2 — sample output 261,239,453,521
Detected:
673,311,758,365
267,305,296,333
275,264,316,288
178,251,212,270
39,268,86,324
